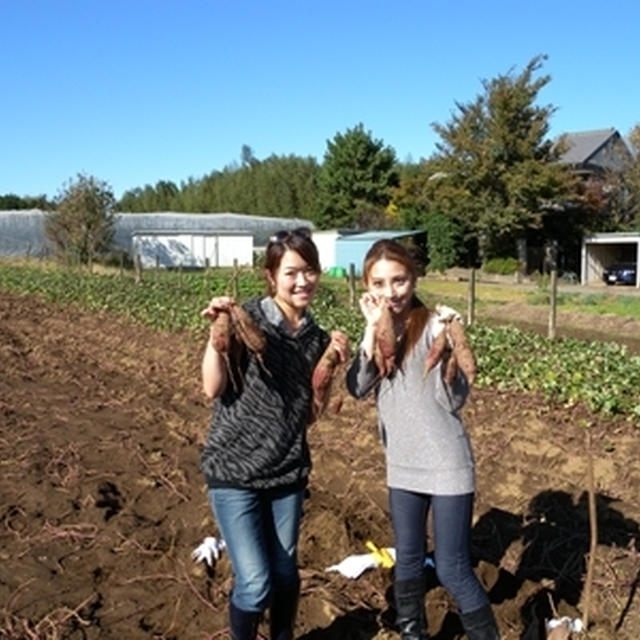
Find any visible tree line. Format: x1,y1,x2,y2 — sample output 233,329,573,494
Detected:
4,56,640,272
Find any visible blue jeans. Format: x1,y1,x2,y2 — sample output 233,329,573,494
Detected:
209,486,304,612
389,488,489,614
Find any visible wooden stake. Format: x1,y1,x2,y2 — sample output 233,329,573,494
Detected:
548,269,558,340
582,428,598,630
467,267,476,326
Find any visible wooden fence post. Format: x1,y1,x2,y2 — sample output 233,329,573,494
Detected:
134,254,142,284
467,267,476,326
348,263,356,308
548,269,558,340
232,259,239,299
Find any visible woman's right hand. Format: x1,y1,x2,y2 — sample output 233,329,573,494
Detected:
200,296,235,322
358,293,387,327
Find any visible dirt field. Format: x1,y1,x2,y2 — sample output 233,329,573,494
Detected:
1,292,639,639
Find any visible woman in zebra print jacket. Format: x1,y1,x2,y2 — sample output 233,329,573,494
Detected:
199,229,349,640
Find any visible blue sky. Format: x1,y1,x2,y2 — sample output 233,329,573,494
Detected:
3,0,639,201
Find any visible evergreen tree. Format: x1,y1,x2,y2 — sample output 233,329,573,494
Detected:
0,193,53,210
315,123,398,229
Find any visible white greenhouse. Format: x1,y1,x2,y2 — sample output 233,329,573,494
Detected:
0,210,314,267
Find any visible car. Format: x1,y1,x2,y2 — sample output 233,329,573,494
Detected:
602,262,637,285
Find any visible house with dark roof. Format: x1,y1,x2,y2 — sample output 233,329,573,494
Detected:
556,127,634,177
553,129,639,287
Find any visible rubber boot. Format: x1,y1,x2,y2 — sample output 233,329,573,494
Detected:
269,584,299,640
460,604,500,640
394,577,429,640
229,600,260,640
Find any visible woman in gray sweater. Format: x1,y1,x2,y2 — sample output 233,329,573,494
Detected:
346,239,499,640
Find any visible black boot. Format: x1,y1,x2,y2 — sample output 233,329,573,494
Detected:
460,604,500,640
269,584,299,640
394,577,429,640
229,601,260,640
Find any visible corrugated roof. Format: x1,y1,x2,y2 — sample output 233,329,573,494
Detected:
556,128,617,165
335,229,422,242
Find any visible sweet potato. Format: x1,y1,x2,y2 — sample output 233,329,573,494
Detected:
209,310,232,353
374,304,396,377
447,318,476,384
424,328,448,376
443,350,458,386
230,306,266,355
311,344,341,420
229,305,270,376
209,310,240,392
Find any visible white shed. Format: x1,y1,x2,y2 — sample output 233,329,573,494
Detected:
581,232,640,287
132,230,253,269
311,229,367,272
311,230,342,272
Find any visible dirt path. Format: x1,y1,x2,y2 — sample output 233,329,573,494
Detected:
1,293,638,639
480,300,640,353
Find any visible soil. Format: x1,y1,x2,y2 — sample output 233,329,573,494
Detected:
1,292,639,640
480,301,640,354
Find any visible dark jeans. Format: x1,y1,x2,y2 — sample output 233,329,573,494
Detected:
209,486,303,612
389,487,489,614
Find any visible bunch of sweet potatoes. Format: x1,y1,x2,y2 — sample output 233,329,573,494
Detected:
210,305,268,389
424,316,476,385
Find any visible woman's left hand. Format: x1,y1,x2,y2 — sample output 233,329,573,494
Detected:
329,330,350,363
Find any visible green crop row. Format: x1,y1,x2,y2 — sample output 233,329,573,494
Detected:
2,262,639,420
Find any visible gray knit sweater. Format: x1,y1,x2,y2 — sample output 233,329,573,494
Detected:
346,318,475,495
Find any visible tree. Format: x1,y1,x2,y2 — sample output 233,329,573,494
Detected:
120,151,321,219
46,173,116,269
0,193,53,210
399,55,574,263
614,124,640,229
315,123,399,229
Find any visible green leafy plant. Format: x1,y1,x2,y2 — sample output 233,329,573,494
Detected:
2,262,640,420
482,257,520,275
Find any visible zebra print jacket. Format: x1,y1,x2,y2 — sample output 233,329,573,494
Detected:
200,296,330,490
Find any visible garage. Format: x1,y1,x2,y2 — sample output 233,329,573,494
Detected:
581,232,640,287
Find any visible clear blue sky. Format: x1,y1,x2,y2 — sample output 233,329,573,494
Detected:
3,0,639,201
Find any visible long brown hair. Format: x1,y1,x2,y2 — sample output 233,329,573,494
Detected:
362,239,431,362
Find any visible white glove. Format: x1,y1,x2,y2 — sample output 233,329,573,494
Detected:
191,536,227,566
325,548,396,579
546,617,583,636
427,303,463,341
325,553,378,579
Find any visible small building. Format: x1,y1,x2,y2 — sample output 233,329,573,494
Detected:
114,212,313,255
311,229,365,272
333,230,424,276
581,231,640,287
131,230,253,269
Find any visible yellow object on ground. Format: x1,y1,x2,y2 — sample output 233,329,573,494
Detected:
365,540,395,568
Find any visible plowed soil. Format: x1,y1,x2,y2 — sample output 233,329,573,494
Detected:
1,292,639,639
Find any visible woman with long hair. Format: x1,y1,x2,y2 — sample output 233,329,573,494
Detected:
347,239,499,640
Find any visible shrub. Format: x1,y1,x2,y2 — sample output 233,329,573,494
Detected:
483,257,520,275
